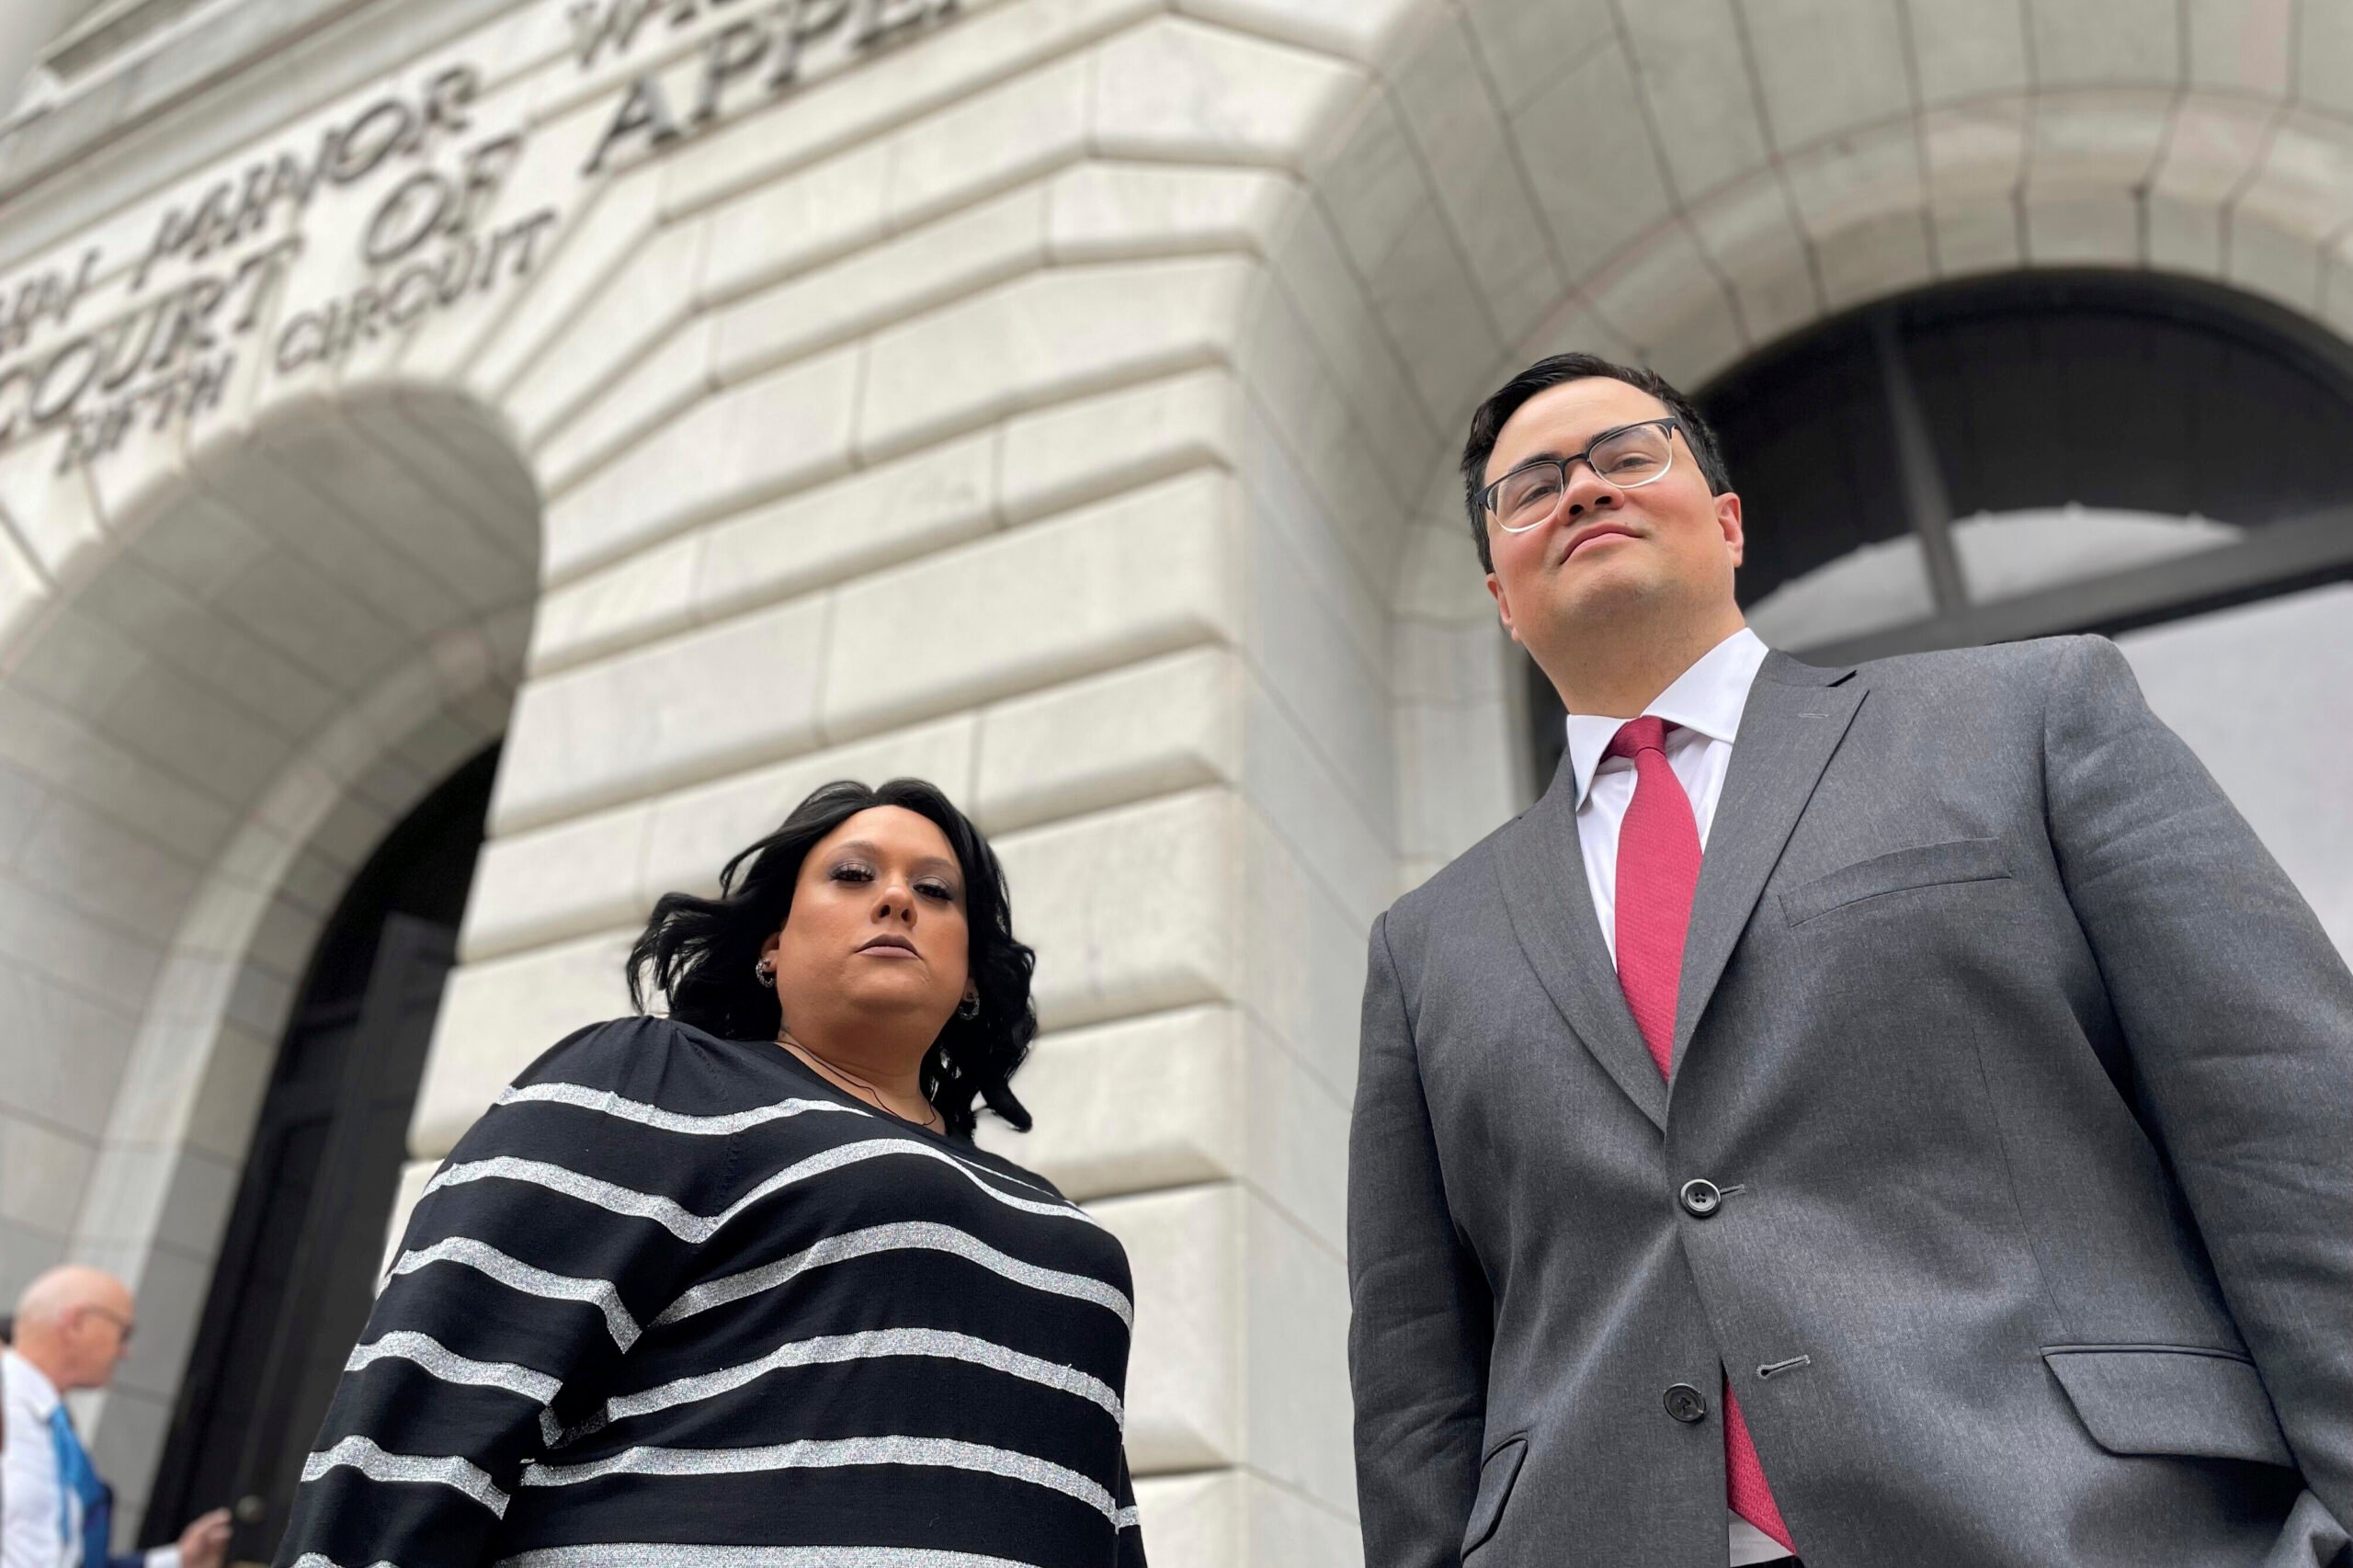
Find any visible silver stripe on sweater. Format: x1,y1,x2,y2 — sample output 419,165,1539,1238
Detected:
518,1434,1119,1522
548,1325,1121,1448
652,1221,1133,1329
495,1083,859,1135
493,1081,1063,1199
347,1331,561,1404
1117,1506,1141,1530
426,1140,1095,1244
388,1236,641,1350
301,1435,510,1517
498,1549,1046,1568
291,1556,404,1568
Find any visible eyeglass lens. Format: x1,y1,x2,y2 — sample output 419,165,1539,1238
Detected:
1493,423,1675,531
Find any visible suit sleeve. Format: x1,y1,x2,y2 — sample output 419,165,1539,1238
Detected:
270,1020,709,1568
1348,913,1493,1568
2042,634,2353,1527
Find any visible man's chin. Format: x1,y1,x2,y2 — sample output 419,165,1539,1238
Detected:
1541,566,1662,629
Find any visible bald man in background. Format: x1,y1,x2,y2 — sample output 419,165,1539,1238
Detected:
2,1267,229,1568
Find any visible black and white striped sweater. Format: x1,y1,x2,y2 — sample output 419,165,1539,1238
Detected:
274,1016,1146,1568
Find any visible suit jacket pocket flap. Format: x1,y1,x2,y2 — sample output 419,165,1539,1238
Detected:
2043,1346,2293,1467
1461,1436,1528,1556
1781,837,2011,926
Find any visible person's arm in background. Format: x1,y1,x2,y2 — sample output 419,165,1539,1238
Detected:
110,1506,228,1568
2044,634,2353,1530
1349,915,1494,1568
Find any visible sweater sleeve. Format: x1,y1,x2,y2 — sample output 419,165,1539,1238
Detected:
1112,1446,1146,1568
270,1018,722,1568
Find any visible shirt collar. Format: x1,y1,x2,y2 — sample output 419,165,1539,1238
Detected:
1564,626,1771,810
3,1346,62,1418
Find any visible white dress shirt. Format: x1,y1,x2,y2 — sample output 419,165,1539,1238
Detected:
1562,625,1791,1567
4,1347,71,1568
2,1349,179,1568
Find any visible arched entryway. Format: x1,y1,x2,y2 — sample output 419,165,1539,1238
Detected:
0,382,540,1542
8,4,2349,1564
141,746,497,1559
1218,0,2353,894
1195,10,2353,1552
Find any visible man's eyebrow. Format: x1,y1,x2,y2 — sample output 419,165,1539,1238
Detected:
1495,420,1661,475
1491,442,1585,479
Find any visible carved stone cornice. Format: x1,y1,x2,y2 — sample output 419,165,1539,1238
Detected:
0,0,517,270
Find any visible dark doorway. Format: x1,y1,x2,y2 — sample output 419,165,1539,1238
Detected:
145,747,499,1562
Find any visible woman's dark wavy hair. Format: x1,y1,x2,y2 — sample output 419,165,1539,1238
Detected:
626,778,1035,1138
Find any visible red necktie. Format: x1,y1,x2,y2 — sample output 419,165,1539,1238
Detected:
1606,716,1794,1554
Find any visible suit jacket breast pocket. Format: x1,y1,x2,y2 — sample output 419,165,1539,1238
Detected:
1461,1434,1528,1557
1779,837,2013,928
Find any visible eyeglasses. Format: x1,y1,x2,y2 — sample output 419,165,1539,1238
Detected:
1480,418,1684,534
80,1306,135,1345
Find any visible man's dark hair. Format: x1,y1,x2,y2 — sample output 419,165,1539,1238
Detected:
1458,352,1733,573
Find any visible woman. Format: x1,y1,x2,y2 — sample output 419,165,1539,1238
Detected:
275,778,1145,1568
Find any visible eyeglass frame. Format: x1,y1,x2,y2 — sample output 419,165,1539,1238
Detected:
1478,417,1687,534
77,1304,136,1345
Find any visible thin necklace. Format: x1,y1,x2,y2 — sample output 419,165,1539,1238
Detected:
778,1032,943,1133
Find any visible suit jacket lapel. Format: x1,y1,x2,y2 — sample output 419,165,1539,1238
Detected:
1496,756,1668,1131
1671,653,1866,1071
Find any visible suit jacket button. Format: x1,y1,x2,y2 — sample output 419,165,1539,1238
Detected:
1679,1178,1722,1218
1664,1383,1709,1424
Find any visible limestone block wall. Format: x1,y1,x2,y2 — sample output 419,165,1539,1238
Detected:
391,5,1387,1559
5,0,2353,1557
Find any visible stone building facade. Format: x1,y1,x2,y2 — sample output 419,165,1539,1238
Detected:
0,0,2349,1562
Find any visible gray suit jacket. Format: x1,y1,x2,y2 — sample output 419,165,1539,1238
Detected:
1348,637,2353,1568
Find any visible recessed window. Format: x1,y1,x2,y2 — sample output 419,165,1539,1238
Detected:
1525,272,2353,792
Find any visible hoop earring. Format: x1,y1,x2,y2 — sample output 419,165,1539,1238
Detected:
957,992,981,1019
754,956,776,986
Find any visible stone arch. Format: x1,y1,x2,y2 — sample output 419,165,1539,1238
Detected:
1222,0,2353,886
9,3,2347,1562
0,380,539,1533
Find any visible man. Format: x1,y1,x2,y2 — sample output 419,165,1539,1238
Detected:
2,1267,230,1568
1347,352,2353,1566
